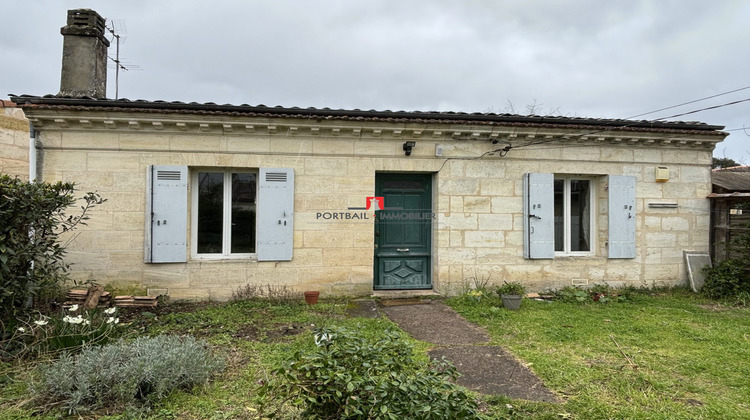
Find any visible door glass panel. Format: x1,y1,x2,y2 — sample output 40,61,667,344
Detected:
197,172,224,254
570,180,590,252
231,173,257,253
554,179,564,252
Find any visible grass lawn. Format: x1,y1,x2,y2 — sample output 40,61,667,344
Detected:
447,289,750,419
1,289,748,419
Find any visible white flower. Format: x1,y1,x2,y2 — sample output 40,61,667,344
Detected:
34,319,49,326
83,319,91,326
17,327,26,333
106,317,120,324
64,315,84,325
104,307,117,315
68,304,79,312
314,332,331,347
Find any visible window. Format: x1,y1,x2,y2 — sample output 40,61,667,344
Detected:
193,170,257,257
524,173,635,259
554,178,594,255
145,165,294,263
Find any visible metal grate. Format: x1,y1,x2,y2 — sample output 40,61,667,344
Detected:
156,170,181,181
265,172,287,182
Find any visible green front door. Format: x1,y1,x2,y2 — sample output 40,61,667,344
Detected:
374,173,432,290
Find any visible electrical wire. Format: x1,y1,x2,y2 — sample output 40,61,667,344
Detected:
624,85,750,120
510,96,750,151
651,97,750,121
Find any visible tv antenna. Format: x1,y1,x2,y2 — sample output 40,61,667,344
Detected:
106,19,141,99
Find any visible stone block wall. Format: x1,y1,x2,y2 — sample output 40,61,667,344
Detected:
32,113,716,299
0,102,29,180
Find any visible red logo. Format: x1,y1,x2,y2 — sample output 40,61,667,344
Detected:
366,197,384,211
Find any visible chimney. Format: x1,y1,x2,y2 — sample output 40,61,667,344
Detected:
59,9,110,98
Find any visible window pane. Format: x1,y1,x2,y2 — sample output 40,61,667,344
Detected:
197,172,224,254
231,173,257,253
554,179,564,252
570,180,590,252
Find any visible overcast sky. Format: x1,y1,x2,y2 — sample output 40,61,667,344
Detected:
3,0,749,162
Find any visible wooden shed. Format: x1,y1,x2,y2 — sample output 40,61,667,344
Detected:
709,167,750,262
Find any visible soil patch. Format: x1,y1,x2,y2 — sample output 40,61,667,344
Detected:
117,301,219,323
347,299,381,318
380,301,489,345
264,323,309,342
429,346,559,402
233,324,261,340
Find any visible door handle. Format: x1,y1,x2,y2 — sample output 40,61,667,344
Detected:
397,248,409,252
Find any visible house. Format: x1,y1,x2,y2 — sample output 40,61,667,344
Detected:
7,9,729,300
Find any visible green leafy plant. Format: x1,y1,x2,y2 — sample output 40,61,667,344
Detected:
1,305,123,361
259,326,482,419
496,281,526,296
554,286,590,303
0,175,105,325
36,334,224,415
702,259,749,300
465,289,485,302
703,222,749,304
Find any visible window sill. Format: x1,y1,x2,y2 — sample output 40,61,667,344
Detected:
190,255,258,262
554,253,597,258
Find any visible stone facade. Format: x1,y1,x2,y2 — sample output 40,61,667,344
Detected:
11,103,725,300
0,101,29,180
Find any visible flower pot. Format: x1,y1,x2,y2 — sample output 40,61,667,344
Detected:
501,294,522,310
304,291,320,305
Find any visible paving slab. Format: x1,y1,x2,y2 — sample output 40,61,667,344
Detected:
380,300,489,345
377,299,559,402
429,346,559,402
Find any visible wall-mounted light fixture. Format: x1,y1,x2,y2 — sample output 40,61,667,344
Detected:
403,141,416,156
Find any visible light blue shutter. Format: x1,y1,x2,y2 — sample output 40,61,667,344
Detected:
523,173,555,259
145,165,188,263
257,167,294,261
608,175,636,258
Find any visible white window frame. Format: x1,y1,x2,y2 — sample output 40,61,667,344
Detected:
554,176,596,257
190,169,258,260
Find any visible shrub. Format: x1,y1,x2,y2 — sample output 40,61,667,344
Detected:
0,175,105,324
702,259,750,300
259,326,483,419
36,335,224,415
703,220,750,303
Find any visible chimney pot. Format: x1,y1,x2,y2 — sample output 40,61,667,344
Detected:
59,9,110,98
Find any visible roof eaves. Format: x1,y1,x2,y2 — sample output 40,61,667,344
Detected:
9,94,726,133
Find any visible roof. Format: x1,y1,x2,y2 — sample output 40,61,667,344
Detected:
712,167,750,192
8,94,726,135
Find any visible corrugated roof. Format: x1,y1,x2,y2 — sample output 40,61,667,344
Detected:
712,167,750,192
8,94,726,134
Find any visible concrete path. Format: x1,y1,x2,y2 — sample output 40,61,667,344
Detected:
349,299,558,402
